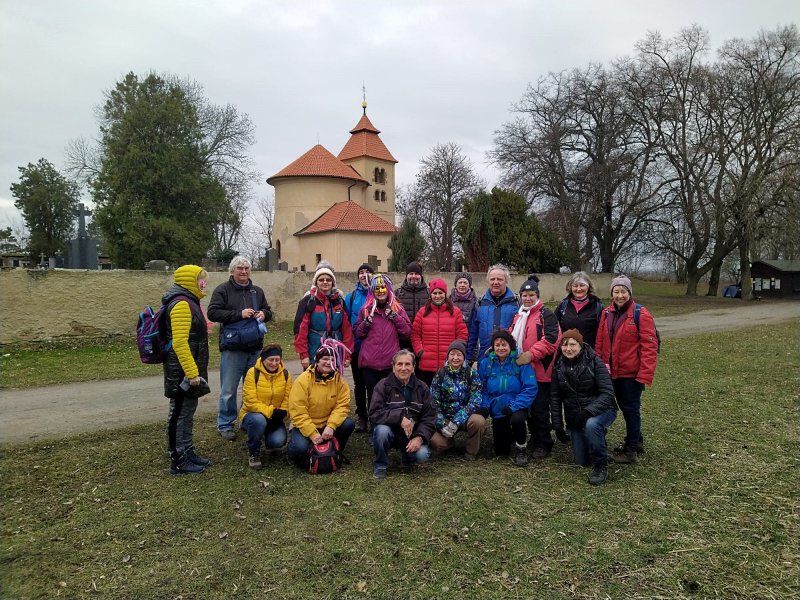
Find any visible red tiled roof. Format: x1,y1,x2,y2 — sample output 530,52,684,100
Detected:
267,144,369,184
295,201,398,236
338,114,398,163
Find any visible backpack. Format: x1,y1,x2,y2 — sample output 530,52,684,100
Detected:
604,303,661,353
136,295,190,364
308,437,344,474
253,368,290,386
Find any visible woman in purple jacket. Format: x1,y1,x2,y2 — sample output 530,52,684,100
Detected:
354,274,412,410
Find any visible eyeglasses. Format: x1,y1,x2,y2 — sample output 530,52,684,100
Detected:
317,277,333,283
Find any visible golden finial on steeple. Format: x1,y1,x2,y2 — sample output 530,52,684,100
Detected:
362,81,367,115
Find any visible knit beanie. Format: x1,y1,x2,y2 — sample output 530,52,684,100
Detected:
519,274,540,295
447,339,467,360
610,274,632,296
405,261,423,275
491,329,517,352
560,329,584,345
429,278,447,294
454,272,472,287
313,260,336,287
357,263,375,276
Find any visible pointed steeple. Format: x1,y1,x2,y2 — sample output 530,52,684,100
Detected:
338,104,397,163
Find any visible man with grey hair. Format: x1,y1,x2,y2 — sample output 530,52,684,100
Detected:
208,256,272,440
466,264,519,362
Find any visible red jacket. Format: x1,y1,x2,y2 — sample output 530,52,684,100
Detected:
410,303,468,373
595,301,658,385
509,302,561,383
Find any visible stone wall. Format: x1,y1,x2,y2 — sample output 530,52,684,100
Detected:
0,269,613,345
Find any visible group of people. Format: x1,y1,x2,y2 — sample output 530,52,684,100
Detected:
160,257,659,486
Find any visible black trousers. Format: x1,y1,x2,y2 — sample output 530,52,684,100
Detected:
362,367,392,412
492,409,528,455
351,351,368,418
527,382,553,451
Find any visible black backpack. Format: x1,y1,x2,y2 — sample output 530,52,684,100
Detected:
308,437,345,474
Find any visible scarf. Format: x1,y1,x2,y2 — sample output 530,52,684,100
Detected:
451,288,475,303
511,299,540,349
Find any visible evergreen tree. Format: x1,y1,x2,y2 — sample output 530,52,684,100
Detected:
387,218,426,272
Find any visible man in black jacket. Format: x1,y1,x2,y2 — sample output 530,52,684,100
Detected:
208,256,272,441
369,349,436,479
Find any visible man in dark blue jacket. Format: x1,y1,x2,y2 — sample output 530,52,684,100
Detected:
466,264,519,362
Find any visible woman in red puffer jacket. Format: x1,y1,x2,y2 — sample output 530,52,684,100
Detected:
411,279,468,385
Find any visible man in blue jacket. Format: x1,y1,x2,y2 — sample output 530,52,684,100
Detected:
466,264,519,363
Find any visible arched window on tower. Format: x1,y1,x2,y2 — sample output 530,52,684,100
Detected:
374,190,380,202
381,191,386,202
374,167,380,182
379,168,386,184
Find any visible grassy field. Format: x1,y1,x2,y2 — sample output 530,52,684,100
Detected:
1,322,797,599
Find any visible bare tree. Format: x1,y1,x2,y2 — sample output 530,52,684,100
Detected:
249,191,275,250
398,143,482,271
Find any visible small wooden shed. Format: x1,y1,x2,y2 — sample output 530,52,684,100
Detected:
751,260,800,298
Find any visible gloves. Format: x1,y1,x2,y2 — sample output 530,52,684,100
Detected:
271,409,287,423
501,406,513,417
384,307,396,320
364,316,373,327
475,407,490,418
554,428,569,444
441,421,458,438
516,351,532,366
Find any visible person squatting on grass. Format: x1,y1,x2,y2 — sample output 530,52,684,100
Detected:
467,264,520,364
550,329,617,485
208,256,272,442
163,265,213,475
369,349,437,479
410,278,468,386
556,271,604,349
287,339,355,470
428,340,486,461
344,263,375,432
353,273,411,420
510,275,561,460
477,330,538,467
239,344,291,469
293,261,355,371
595,274,659,464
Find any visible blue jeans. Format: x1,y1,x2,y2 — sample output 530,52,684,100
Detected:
217,349,259,432
287,417,356,468
568,409,617,467
241,412,287,453
613,378,645,450
371,424,431,473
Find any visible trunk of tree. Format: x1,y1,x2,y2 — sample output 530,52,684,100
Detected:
739,236,753,301
706,263,721,297
684,267,700,296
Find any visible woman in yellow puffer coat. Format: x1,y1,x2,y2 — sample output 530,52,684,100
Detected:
163,265,212,475
239,344,292,468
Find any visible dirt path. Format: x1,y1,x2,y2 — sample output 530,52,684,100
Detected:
2,301,797,444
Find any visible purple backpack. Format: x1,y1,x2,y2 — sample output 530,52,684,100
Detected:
137,295,189,364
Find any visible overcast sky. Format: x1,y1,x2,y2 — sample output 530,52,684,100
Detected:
1,0,796,232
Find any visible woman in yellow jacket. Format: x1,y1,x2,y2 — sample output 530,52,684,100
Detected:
287,339,355,469
240,344,292,469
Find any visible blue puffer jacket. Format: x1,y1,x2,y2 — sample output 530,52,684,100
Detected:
478,351,538,418
467,288,519,361
344,283,370,352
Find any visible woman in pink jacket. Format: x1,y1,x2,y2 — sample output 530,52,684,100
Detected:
509,275,561,458
411,279,468,386
595,275,659,464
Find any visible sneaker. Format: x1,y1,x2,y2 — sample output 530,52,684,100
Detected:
186,450,212,467
512,446,528,467
248,452,262,469
531,447,551,460
170,458,205,475
373,467,387,480
462,452,477,462
588,465,609,485
219,429,236,442
612,448,639,464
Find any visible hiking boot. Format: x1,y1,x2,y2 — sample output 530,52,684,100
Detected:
248,452,262,469
512,445,528,467
187,449,212,467
612,447,639,464
588,465,609,485
170,456,205,475
219,429,236,442
531,447,551,460
462,452,477,462
355,416,368,433
373,467,387,480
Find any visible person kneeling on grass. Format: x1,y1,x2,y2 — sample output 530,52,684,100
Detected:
239,344,291,469
477,330,537,467
369,349,436,479
550,329,617,485
429,340,485,461
287,339,355,470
